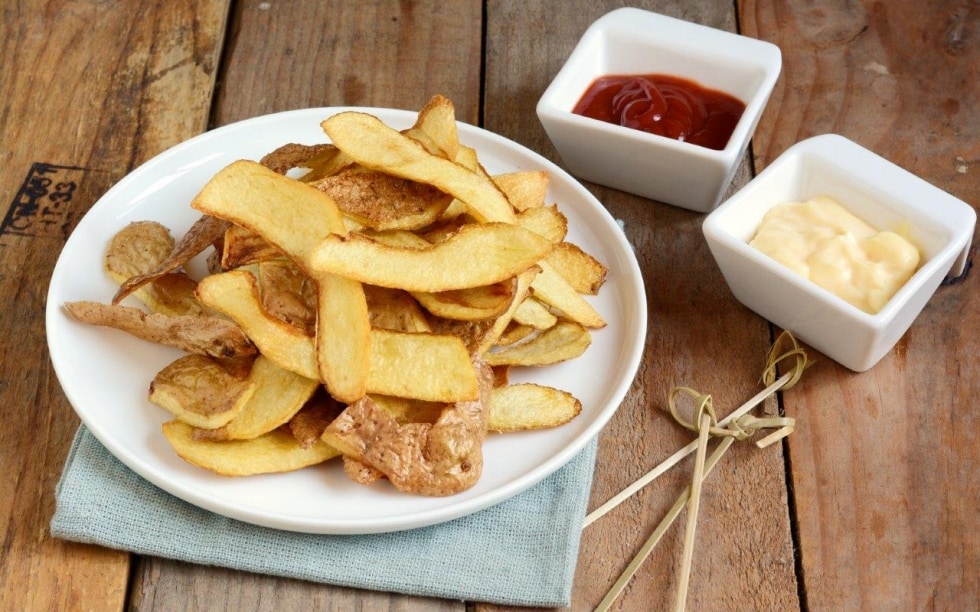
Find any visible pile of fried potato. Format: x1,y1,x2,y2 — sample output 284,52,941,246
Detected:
65,95,608,496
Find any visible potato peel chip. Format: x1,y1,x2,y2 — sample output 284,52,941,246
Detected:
149,354,257,429
322,355,493,495
112,214,230,305
485,320,592,367
192,355,319,441
63,300,256,359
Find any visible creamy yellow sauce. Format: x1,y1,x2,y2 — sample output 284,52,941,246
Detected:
749,196,920,314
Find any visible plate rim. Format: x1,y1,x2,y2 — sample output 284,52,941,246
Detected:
46,106,648,534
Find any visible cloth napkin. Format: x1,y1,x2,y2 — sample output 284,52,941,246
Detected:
51,425,597,607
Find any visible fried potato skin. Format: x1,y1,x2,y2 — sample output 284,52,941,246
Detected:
149,354,256,429
64,300,256,359
322,355,494,496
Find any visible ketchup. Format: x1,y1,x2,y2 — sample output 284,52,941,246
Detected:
572,74,746,151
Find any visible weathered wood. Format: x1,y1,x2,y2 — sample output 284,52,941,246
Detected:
480,1,798,610
211,0,483,126
0,1,229,610
132,559,461,611
742,1,979,610
7,0,977,609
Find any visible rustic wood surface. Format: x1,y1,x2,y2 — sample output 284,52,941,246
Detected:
0,1,975,611
741,2,980,610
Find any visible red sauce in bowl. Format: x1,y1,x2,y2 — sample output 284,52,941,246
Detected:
572,74,746,151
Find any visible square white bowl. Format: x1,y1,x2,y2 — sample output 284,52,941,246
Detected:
702,134,976,372
536,7,781,213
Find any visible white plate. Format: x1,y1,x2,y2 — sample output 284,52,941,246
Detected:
46,107,647,534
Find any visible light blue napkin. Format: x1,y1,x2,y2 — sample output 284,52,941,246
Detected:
51,425,596,607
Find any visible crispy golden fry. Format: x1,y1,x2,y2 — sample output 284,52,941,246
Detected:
474,265,541,354
64,300,256,359
191,160,347,263
198,269,478,403
485,320,592,367
309,222,552,292
530,262,606,328
367,329,478,402
494,171,549,212
487,383,582,432
113,214,229,305
516,205,568,244
163,420,340,476
368,382,581,434
512,296,558,330
149,354,256,429
190,355,319,441
190,159,371,402
314,274,371,402
544,241,609,295
321,111,516,223
402,94,460,160
322,355,493,495
196,270,318,378
311,167,453,231
496,322,536,346
412,278,516,321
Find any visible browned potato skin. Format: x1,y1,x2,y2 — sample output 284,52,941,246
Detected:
322,356,494,496
112,214,229,305
64,300,256,359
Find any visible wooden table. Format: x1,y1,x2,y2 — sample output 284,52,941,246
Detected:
2,1,977,609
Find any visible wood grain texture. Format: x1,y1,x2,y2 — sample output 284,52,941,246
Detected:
132,559,461,611
741,1,980,610
481,1,798,609
0,1,229,610
212,0,482,126
9,0,976,610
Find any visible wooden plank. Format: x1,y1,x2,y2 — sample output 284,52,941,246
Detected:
131,1,481,608
480,1,799,609
741,1,979,609
0,1,230,610
211,0,482,125
132,559,461,611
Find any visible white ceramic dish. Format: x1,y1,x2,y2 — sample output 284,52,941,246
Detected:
702,134,975,372
46,107,647,534
536,7,781,213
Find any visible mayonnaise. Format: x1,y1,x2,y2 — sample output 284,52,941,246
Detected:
749,195,920,314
